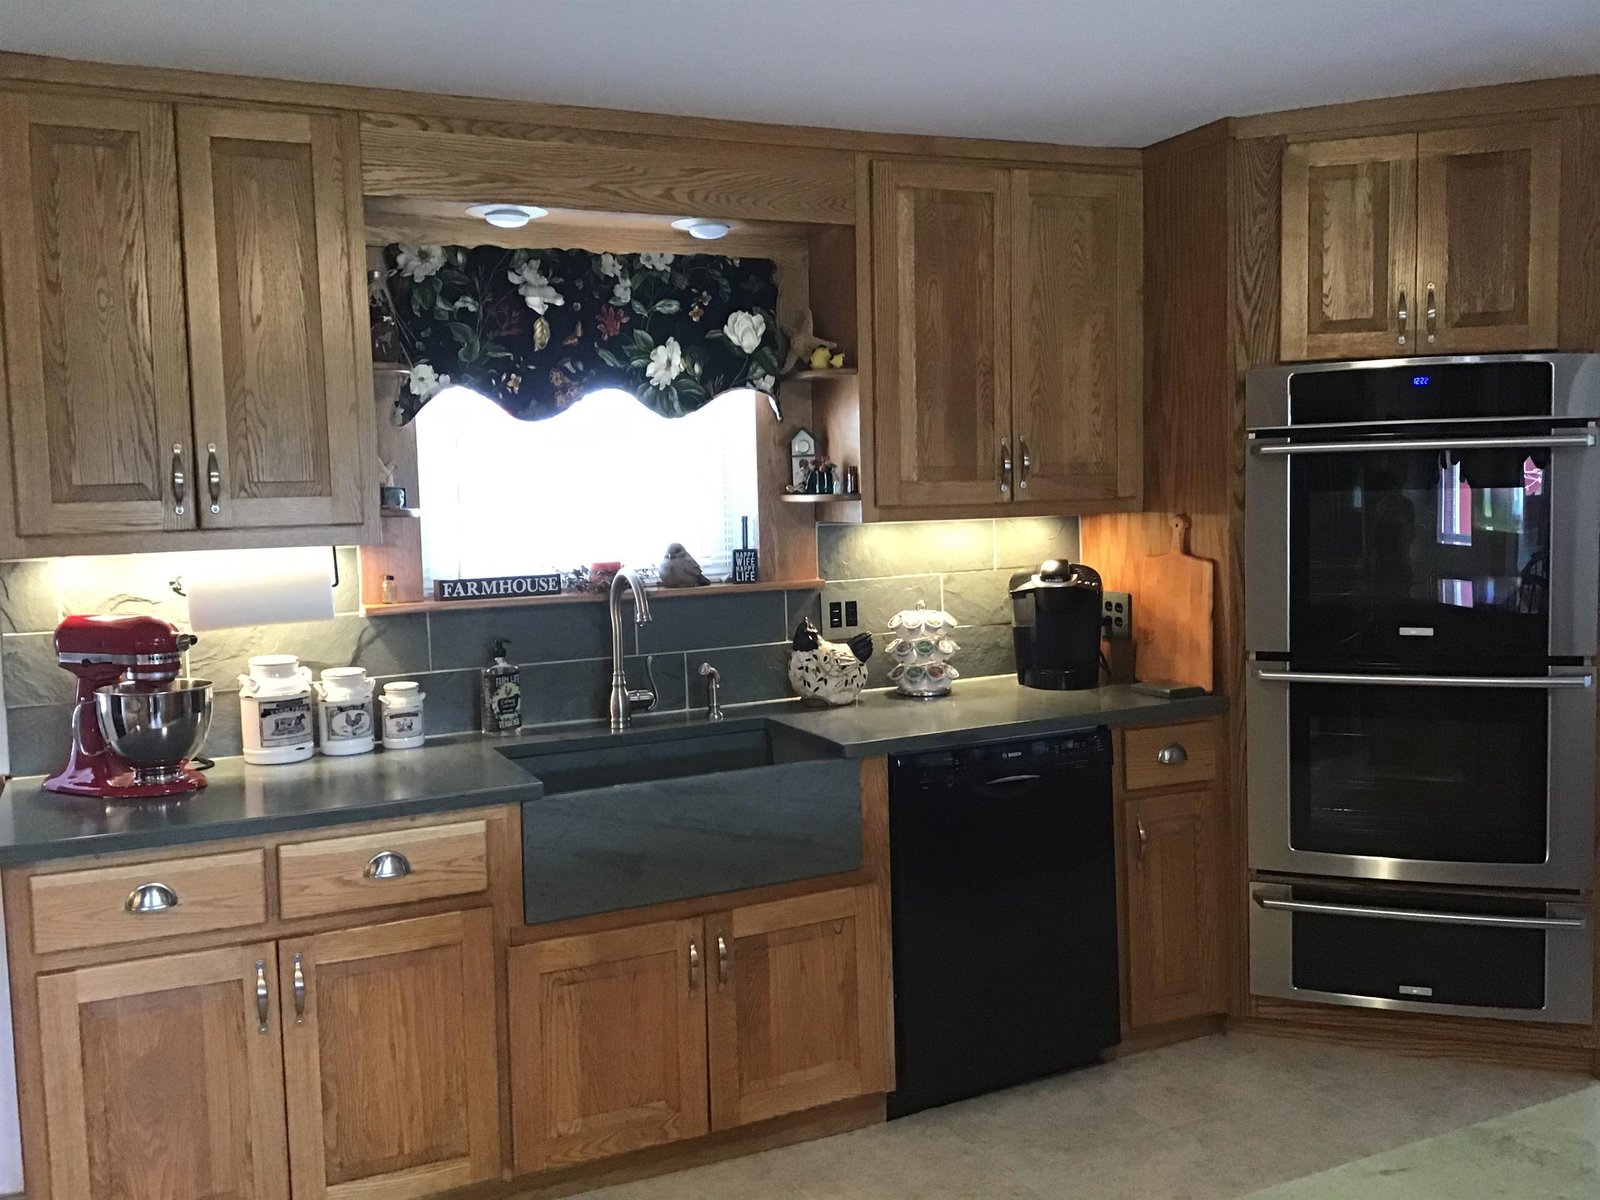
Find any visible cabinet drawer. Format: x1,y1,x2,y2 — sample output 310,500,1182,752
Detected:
1121,722,1218,791
28,850,267,955
276,820,489,919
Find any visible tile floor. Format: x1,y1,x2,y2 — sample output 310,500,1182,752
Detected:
570,1033,1598,1200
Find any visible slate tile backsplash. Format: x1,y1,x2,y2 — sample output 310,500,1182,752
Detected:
0,516,1076,774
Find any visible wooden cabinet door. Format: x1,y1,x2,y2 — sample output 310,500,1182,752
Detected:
508,918,708,1172
1124,790,1222,1030
176,105,367,529
0,92,194,538
871,160,1012,511
279,910,500,1199
1281,134,1419,361
706,886,888,1130
35,944,289,1200
1011,169,1142,504
1416,122,1560,352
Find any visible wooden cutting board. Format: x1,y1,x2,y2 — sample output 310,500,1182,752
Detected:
1129,516,1214,691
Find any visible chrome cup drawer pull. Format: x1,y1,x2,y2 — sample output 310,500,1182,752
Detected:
364,851,412,880
125,883,179,913
1156,743,1188,766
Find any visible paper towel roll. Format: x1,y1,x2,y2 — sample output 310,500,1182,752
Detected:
186,568,336,630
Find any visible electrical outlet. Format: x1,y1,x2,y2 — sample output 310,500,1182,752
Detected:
844,600,860,627
828,601,844,629
1102,592,1132,640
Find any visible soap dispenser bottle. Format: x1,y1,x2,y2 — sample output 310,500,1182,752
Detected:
480,639,522,734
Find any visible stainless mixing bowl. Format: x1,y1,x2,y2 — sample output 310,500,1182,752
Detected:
95,679,214,766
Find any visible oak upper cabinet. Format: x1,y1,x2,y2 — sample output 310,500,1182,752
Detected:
871,160,1012,511
1282,123,1559,360
1281,134,1418,360
1123,789,1222,1030
508,918,709,1173
706,886,888,1130
870,159,1141,515
0,92,194,540
278,910,501,1199
177,106,368,529
1011,169,1142,504
0,91,375,555
35,944,290,1200
1416,123,1560,352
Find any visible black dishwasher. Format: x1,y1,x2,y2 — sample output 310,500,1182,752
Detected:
887,728,1119,1118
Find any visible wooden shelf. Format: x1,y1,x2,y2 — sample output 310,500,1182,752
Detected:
379,506,422,519
363,577,823,616
780,492,861,504
785,368,858,381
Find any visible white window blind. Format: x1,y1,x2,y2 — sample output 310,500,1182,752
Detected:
414,386,760,585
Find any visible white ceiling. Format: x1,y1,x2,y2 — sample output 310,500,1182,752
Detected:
4,0,1600,146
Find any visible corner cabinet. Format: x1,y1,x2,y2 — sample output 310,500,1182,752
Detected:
869,158,1142,517
509,886,889,1172
0,90,378,556
1282,122,1560,360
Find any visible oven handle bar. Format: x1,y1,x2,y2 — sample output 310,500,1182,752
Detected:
1254,669,1592,690
1253,889,1586,931
1252,432,1595,455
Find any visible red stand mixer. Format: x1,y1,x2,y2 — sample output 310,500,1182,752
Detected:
44,615,214,800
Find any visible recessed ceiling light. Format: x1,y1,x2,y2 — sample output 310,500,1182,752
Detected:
671,217,731,241
467,204,549,229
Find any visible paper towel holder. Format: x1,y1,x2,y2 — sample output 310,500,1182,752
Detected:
170,547,340,598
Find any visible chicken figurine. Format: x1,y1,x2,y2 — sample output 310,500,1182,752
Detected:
788,618,873,707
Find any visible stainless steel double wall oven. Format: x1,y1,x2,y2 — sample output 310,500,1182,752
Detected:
1246,354,1599,1024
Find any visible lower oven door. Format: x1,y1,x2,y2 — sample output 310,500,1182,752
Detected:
1247,666,1595,889
1250,882,1591,1023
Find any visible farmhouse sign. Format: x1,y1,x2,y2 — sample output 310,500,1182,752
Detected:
434,574,563,601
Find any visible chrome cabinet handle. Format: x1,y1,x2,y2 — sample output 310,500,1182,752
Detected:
1018,437,1031,491
364,851,412,880
1253,433,1595,456
170,445,187,516
205,443,221,514
998,437,1012,497
255,960,270,1034
1253,888,1585,931
125,882,178,913
1136,818,1148,865
1255,668,1592,690
688,940,701,994
1396,288,1408,345
292,953,306,1023
1424,282,1437,343
1156,743,1188,766
716,933,730,986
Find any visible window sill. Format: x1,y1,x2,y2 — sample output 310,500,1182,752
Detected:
362,577,824,617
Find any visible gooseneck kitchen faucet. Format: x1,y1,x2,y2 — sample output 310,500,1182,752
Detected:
608,568,657,731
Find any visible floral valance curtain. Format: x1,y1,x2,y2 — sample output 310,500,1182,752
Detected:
371,244,783,423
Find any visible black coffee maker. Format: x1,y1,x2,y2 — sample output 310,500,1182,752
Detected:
1009,560,1104,690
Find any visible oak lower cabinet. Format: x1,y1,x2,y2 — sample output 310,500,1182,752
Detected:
508,918,709,1173
33,912,501,1200
279,910,501,1199
869,158,1142,516
509,886,889,1172
706,887,889,1129
1119,720,1225,1033
0,88,376,556
36,944,291,1200
1282,122,1560,360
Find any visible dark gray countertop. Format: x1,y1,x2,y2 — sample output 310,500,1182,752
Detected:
0,678,1225,865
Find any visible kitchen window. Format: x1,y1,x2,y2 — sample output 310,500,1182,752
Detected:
414,385,759,586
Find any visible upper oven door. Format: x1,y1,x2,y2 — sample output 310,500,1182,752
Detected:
1246,425,1598,665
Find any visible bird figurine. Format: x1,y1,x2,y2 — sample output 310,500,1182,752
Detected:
787,618,874,707
658,543,711,587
